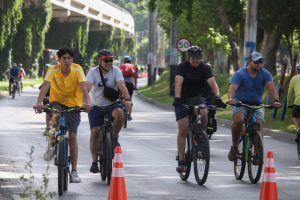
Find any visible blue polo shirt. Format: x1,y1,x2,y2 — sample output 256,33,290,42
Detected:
230,67,273,105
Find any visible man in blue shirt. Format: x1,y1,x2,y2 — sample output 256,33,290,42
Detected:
227,52,280,161
9,63,20,95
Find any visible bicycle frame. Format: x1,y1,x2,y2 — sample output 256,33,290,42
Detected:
243,109,257,162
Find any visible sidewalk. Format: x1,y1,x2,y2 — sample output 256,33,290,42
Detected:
136,92,295,143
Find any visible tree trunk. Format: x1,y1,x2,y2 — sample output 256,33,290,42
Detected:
260,30,282,75
214,0,240,71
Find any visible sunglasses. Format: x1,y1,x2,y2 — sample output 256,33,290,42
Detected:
253,59,264,64
103,59,113,63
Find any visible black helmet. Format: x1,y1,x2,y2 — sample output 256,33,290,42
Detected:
187,46,203,58
98,49,114,59
124,55,132,63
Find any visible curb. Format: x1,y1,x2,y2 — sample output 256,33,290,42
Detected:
136,92,295,143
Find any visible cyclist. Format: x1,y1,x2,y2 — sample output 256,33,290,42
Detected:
8,63,20,95
34,46,91,183
227,51,280,161
86,49,131,173
287,63,300,142
17,63,26,92
173,46,226,172
119,55,138,120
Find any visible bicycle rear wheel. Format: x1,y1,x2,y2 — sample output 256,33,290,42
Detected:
103,130,113,185
248,131,264,184
234,136,246,180
123,110,128,128
193,128,210,185
179,132,192,181
57,140,65,196
12,84,16,99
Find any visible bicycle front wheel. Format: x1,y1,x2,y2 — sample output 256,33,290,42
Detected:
103,131,113,185
234,136,246,180
193,129,210,185
179,132,192,181
123,110,128,128
248,131,264,184
57,140,65,196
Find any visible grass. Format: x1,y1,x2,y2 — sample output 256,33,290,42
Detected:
139,70,295,134
0,78,43,95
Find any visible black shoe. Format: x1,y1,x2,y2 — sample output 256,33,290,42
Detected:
176,160,186,173
90,162,99,173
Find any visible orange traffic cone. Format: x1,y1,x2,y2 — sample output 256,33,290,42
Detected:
108,146,127,200
259,151,278,200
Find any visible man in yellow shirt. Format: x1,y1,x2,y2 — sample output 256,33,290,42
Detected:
288,64,300,142
34,47,91,183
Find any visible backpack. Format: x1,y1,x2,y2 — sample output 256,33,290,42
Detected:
119,63,136,77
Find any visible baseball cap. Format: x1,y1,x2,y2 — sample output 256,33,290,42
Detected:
250,52,263,62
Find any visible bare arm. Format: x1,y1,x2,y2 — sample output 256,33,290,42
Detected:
80,81,91,106
266,81,279,101
174,75,183,98
117,80,130,100
36,81,50,105
207,77,220,96
228,84,239,103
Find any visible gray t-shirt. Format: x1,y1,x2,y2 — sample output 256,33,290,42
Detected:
86,65,124,107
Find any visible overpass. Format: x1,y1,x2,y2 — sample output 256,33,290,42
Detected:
25,0,135,35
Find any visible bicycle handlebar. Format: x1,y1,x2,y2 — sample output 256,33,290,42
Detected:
226,101,274,110
39,105,85,113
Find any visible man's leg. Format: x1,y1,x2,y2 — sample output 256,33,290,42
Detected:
293,117,300,142
177,117,189,161
228,112,244,161
112,107,124,140
199,109,208,128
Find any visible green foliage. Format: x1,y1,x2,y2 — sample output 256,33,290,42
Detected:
135,37,148,65
19,146,56,200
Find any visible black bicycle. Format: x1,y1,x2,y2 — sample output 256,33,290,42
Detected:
177,104,210,185
95,106,115,185
228,102,273,184
41,105,84,195
206,105,218,139
122,102,128,128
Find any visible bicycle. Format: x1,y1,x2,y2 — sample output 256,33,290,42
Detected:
11,77,20,99
122,102,128,128
227,102,273,184
95,106,115,185
206,105,218,139
177,104,210,185
41,105,84,195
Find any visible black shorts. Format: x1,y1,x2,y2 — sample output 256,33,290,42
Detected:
125,82,134,97
174,97,207,121
292,105,300,118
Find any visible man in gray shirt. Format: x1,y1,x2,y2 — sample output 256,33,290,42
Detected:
86,49,131,173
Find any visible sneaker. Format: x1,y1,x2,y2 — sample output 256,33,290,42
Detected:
70,170,81,183
128,114,132,121
228,146,238,161
176,160,186,173
44,145,54,161
90,162,99,173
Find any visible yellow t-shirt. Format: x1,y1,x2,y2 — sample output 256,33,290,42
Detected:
45,63,86,107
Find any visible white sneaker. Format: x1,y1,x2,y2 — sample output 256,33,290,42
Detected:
43,145,54,161
70,170,81,183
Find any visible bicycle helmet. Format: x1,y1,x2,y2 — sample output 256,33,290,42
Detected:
187,46,203,58
124,55,132,63
98,49,114,59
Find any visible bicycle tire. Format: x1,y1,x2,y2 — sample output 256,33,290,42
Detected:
248,131,264,184
57,140,65,196
12,84,16,99
17,82,21,96
179,132,192,181
234,136,246,180
103,130,113,185
193,129,210,185
63,139,69,191
123,110,128,128
297,142,300,160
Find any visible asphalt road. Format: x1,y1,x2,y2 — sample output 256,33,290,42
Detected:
0,83,300,200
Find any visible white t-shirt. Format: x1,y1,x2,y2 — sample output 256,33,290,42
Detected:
86,65,124,107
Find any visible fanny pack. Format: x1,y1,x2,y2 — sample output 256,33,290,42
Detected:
99,67,119,102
